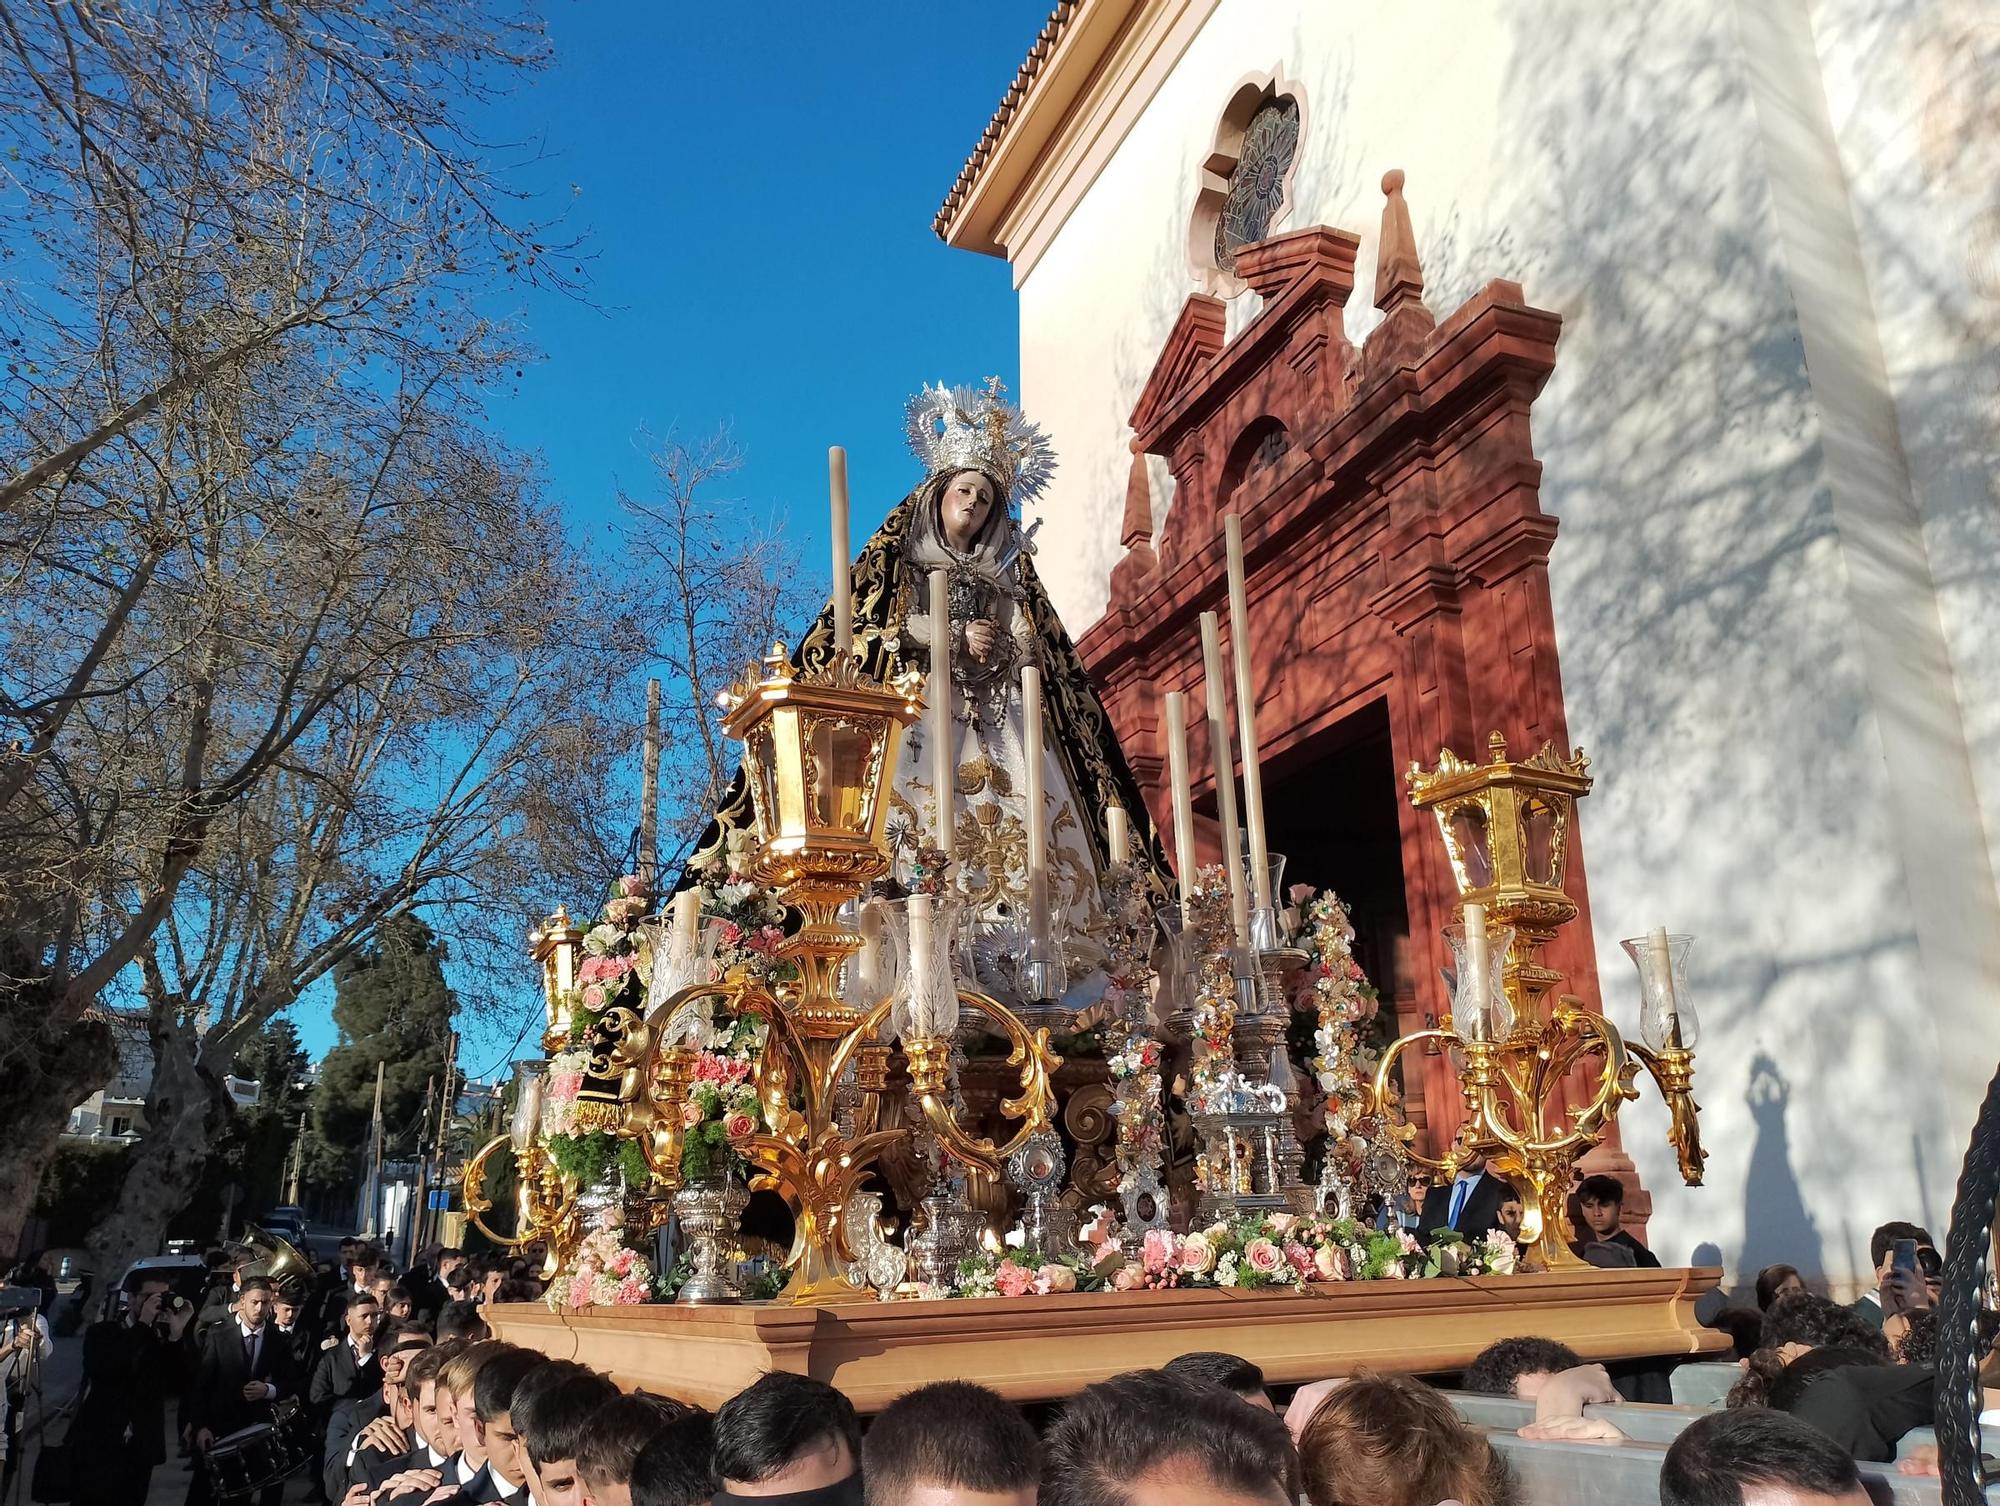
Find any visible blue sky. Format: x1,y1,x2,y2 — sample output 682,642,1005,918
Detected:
293,2,1052,1073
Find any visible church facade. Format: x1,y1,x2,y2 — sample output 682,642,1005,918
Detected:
936,0,2000,1294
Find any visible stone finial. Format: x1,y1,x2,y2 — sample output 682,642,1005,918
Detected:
1367,169,1437,372
1109,451,1158,602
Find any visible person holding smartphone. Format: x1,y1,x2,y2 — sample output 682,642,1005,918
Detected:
1851,1221,1935,1330
73,1277,193,1506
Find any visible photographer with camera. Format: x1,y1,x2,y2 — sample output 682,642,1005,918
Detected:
73,1275,193,1506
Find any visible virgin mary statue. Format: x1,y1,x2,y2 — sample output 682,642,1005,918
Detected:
685,380,1169,1003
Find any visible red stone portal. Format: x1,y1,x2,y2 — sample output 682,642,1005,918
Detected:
1076,175,1630,1186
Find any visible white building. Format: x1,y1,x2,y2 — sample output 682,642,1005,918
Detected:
936,0,2000,1293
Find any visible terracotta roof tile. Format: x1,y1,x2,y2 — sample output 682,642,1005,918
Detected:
933,1,1082,241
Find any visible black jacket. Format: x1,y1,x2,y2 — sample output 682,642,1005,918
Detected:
185,1320,293,1439
1418,1171,1514,1244
72,1321,175,1467
323,1391,389,1501
309,1339,381,1416
386,1456,504,1506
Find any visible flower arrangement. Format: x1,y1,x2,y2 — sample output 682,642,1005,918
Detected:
545,876,655,1146
548,1205,655,1311
1293,888,1401,1208
1098,859,1164,1220
1184,865,1241,1112
687,828,794,980
676,1006,768,1183
944,1213,1518,1298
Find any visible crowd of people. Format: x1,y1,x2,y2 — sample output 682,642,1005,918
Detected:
28,1214,1978,1506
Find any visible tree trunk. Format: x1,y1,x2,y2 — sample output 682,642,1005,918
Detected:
87,1019,221,1282
0,1002,117,1256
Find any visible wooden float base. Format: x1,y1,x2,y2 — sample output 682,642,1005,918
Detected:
485,1266,1728,1412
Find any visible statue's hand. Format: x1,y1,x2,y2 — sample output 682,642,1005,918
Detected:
964,619,998,662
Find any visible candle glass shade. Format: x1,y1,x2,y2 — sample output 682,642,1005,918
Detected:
1249,852,1288,951
838,897,905,1016
1443,922,1516,1041
645,916,722,1017
1620,933,1700,1050
879,893,966,1043
510,1060,547,1154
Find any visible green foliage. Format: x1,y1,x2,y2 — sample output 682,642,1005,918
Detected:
33,1141,131,1247
227,1015,311,1212
679,1118,744,1184
305,915,454,1196
619,1139,650,1188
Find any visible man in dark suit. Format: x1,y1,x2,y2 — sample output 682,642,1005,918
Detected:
324,1325,431,1501
309,1293,381,1419
1418,1154,1514,1244
73,1276,192,1506
184,1276,294,1506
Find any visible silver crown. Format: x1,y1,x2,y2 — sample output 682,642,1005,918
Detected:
904,377,1057,511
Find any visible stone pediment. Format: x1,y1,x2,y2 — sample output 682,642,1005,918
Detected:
1126,294,1227,440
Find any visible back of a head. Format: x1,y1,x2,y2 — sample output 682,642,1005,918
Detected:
863,1382,1039,1506
1041,1369,1296,1506
1759,1293,1889,1360
1160,1352,1268,1404
713,1373,861,1490
1461,1337,1583,1397
438,1299,490,1342
1298,1371,1507,1506
475,1347,547,1423
631,1411,717,1506
578,1392,695,1492
1661,1407,1863,1506
513,1363,619,1467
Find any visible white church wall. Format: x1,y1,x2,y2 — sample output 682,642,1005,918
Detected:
1012,0,2000,1292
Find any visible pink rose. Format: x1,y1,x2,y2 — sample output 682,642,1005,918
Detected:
994,1261,1034,1298
1091,1239,1126,1271
680,1101,703,1127
1266,1212,1298,1235
1036,1263,1077,1294
1111,1266,1145,1292
604,896,646,925
1141,1229,1176,1275
1244,1239,1284,1275
1314,1244,1348,1281
581,983,606,1010
1177,1232,1217,1276
619,874,647,897
723,1110,756,1141
1289,883,1315,905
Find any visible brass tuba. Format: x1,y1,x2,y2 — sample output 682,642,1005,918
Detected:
240,1223,315,1300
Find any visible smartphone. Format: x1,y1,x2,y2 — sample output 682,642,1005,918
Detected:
1886,1237,1921,1316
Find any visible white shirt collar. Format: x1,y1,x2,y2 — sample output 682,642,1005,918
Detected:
237,1318,265,1340
425,1444,446,1468
455,1455,478,1485
493,1474,523,1500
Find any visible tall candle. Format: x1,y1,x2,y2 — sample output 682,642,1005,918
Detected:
1223,515,1272,918
1106,805,1130,867
829,446,853,660
908,892,934,1038
1164,691,1197,922
928,567,954,858
1463,901,1491,1041
1199,611,1252,950
1021,664,1049,950
671,887,699,961
1646,925,1679,1041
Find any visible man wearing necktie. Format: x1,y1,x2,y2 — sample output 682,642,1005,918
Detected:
185,1277,294,1506
1417,1155,1514,1245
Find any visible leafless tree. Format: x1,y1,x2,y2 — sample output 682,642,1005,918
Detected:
0,0,587,1251
617,431,818,865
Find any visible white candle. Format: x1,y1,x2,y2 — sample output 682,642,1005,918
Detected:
671,888,699,961
1646,925,1680,1041
1463,901,1491,1040
1164,690,1197,923
928,567,954,859
829,446,853,660
908,892,934,1038
1021,664,1049,950
1199,612,1252,950
1107,805,1130,867
1223,515,1272,918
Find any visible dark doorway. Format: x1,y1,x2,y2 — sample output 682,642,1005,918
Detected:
1259,699,1413,1023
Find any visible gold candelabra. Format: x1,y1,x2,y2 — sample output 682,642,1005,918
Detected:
1375,734,1705,1271
619,648,1059,1303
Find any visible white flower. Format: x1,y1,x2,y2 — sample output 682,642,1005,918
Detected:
719,881,755,906
1216,1253,1240,1288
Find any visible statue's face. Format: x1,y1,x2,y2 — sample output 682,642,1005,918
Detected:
940,470,996,551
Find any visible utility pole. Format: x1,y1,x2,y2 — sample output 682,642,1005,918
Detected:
640,676,661,897
407,1074,435,1266
360,1060,385,1238
420,1032,458,1252
285,1111,306,1206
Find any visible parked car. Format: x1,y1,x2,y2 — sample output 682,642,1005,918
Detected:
258,1207,307,1243
107,1253,209,1322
